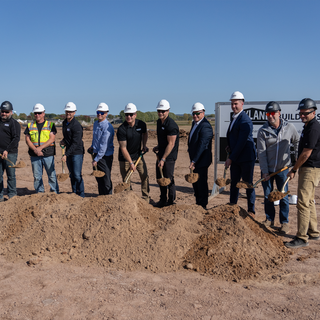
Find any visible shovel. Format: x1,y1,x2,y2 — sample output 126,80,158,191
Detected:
268,176,290,202
154,153,170,187
215,152,231,187
57,146,69,182
237,166,289,189
90,154,105,178
114,151,146,194
0,153,26,168
185,168,199,183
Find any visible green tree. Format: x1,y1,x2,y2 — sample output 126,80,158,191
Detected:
119,110,125,122
19,113,27,120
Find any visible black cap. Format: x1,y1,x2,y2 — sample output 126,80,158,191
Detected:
0,101,13,111
298,98,317,111
265,101,281,112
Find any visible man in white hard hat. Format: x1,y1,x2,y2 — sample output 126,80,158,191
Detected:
60,102,85,197
188,102,213,209
257,101,299,233
153,99,179,207
117,103,149,202
24,103,59,193
225,91,256,215
88,102,114,195
0,101,21,201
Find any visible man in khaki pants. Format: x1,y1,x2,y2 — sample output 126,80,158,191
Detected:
285,98,320,248
117,103,149,202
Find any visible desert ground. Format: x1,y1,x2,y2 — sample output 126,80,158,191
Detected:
0,122,319,320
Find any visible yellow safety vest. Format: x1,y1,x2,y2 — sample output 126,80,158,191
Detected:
28,121,54,147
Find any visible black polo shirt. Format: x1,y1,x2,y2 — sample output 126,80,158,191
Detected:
156,116,179,161
298,117,320,168
62,118,84,156
0,117,21,154
117,119,146,161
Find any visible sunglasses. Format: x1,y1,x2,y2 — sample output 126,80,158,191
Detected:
266,111,277,117
34,112,43,115
299,110,314,117
1,110,10,114
96,111,105,115
192,112,202,116
125,113,134,117
157,110,167,114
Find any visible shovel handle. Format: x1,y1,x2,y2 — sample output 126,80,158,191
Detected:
124,151,147,183
0,153,15,166
252,166,289,188
61,147,66,174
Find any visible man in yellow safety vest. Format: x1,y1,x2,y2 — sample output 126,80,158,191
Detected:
24,103,59,193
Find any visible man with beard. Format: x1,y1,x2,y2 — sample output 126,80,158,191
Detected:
0,101,21,201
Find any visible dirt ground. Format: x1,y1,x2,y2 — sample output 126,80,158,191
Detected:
0,123,320,320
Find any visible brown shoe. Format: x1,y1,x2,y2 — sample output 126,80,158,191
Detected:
279,223,289,234
261,219,274,227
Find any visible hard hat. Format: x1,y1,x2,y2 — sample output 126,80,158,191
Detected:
157,99,170,111
230,91,245,101
64,102,77,112
0,101,13,111
124,103,137,113
265,101,281,112
297,98,317,111
96,102,109,112
191,102,205,113
32,103,45,113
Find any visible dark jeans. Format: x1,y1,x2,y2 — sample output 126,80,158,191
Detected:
0,153,17,199
193,166,209,209
66,154,85,198
156,160,176,203
96,155,113,195
230,160,256,213
261,168,289,224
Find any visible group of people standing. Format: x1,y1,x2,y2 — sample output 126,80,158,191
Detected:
225,91,320,249
0,99,213,210
1,92,319,249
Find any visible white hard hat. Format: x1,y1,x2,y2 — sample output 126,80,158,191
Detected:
230,91,245,101
64,102,77,112
124,103,137,113
157,99,170,111
96,102,109,112
32,103,45,113
191,102,205,113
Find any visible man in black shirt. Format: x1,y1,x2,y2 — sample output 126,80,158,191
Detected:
61,102,85,197
153,99,179,207
286,98,320,248
24,103,59,194
0,101,21,201
117,103,149,202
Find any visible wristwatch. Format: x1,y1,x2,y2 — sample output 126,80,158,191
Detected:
291,168,297,173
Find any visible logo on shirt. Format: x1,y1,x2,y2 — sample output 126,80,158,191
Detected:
136,128,141,131
162,127,165,130
4,124,9,126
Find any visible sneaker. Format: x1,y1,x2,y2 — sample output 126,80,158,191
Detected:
279,223,289,234
154,201,166,208
308,235,320,240
285,237,309,248
261,219,274,227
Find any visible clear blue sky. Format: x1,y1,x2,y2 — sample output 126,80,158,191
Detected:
1,0,319,116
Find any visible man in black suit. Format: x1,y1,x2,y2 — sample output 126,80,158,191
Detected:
225,91,256,215
188,102,213,209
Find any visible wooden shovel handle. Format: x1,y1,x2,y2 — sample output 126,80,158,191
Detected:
0,153,15,166
268,166,289,178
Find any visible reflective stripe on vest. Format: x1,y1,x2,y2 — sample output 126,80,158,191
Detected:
27,121,54,146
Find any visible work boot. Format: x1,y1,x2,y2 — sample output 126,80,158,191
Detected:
308,235,320,240
285,237,309,248
279,223,289,234
261,219,274,227
154,200,166,208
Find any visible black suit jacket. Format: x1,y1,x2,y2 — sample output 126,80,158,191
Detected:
188,117,213,168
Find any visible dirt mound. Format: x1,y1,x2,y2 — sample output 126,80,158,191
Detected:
0,194,289,280
183,204,289,281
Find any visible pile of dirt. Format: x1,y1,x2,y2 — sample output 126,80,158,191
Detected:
0,193,289,280
179,129,189,139
183,204,289,281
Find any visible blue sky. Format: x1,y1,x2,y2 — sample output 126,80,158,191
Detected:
1,0,319,116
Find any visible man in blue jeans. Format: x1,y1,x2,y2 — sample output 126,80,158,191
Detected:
24,103,59,194
61,102,85,197
0,101,21,201
257,101,299,233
